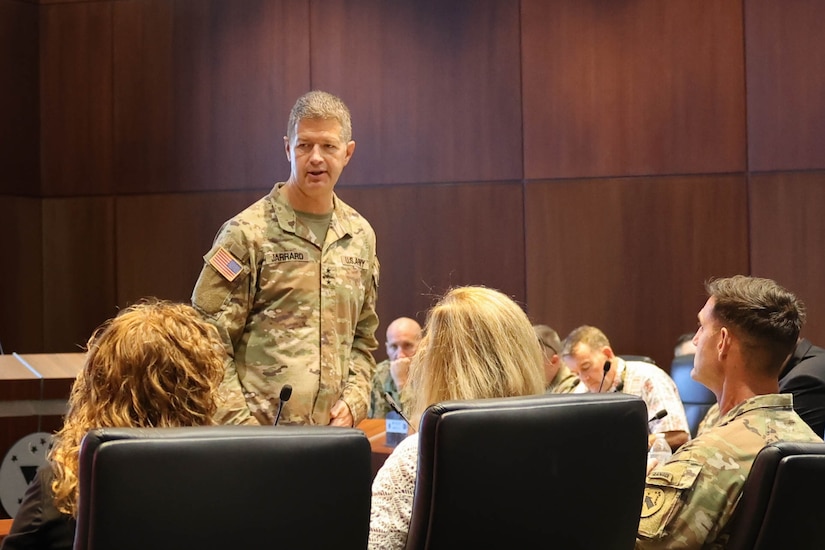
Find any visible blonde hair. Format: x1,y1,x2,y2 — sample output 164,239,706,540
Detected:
49,298,226,516
406,286,545,428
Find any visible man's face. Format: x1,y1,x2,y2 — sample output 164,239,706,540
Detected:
386,325,421,362
284,118,354,201
691,297,722,391
563,342,612,392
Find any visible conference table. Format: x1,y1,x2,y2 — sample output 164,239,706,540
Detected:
356,417,397,478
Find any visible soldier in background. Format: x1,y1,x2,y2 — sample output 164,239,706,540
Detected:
636,276,822,549
533,324,579,394
369,317,422,418
191,90,379,427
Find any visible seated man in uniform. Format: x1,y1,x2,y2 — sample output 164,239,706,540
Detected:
636,275,822,549
368,317,422,418
534,324,579,393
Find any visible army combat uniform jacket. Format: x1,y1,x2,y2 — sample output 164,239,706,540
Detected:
192,183,380,426
636,394,821,549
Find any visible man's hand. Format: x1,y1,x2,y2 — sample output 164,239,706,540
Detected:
390,357,412,390
329,399,354,427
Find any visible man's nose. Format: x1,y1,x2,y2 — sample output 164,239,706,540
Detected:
308,144,323,161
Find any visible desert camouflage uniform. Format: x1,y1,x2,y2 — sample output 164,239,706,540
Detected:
369,359,411,418
191,182,379,426
546,364,580,394
636,394,822,549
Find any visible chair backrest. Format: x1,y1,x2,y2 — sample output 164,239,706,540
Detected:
725,441,825,550
405,393,648,550
74,425,372,550
670,354,716,437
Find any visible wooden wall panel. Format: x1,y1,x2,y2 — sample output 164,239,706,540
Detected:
0,197,43,353
311,0,523,186
39,2,113,196
745,0,825,171
112,0,311,195
338,182,526,361
115,190,268,306
41,197,116,351
521,0,746,180
750,172,825,344
525,175,749,368
0,0,38,196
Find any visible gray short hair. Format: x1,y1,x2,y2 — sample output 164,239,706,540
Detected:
287,90,352,143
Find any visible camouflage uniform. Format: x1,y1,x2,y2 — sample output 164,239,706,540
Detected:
191,182,379,426
636,394,822,549
546,364,580,394
369,359,411,418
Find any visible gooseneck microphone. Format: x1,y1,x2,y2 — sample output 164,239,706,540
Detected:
648,409,668,424
384,392,416,432
597,360,612,393
273,384,293,426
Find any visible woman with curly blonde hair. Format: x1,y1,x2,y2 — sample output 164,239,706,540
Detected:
368,286,546,549
2,299,226,550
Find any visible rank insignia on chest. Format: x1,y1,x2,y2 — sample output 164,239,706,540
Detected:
210,246,243,281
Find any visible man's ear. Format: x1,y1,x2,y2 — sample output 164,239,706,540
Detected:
343,140,356,165
603,346,615,359
283,136,291,161
718,327,732,358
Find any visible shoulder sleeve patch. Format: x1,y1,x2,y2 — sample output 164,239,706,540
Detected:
640,487,667,518
638,460,703,539
208,246,243,282
193,244,248,316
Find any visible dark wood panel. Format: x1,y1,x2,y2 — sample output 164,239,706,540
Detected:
0,0,39,196
0,197,44,353
745,0,825,171
113,0,311,194
115,190,268,306
338,182,526,361
525,175,749,368
750,172,825,344
39,2,113,196
41,198,116,352
311,0,523,186
521,0,746,180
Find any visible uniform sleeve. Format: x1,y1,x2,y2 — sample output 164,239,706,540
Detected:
341,254,380,425
636,459,708,549
368,434,417,550
191,234,258,426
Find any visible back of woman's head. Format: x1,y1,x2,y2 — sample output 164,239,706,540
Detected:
50,298,226,516
407,286,545,424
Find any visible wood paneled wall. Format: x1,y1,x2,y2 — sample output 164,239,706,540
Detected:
1,0,823,369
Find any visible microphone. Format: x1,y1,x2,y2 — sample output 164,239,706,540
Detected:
273,384,292,426
648,409,668,424
597,360,612,393
384,392,416,433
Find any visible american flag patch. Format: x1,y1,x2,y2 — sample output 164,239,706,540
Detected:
209,246,243,282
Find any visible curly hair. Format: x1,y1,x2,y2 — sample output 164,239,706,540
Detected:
406,286,545,428
49,298,227,516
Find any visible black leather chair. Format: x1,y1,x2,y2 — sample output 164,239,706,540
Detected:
725,441,825,550
405,393,648,550
74,425,372,550
670,354,716,437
